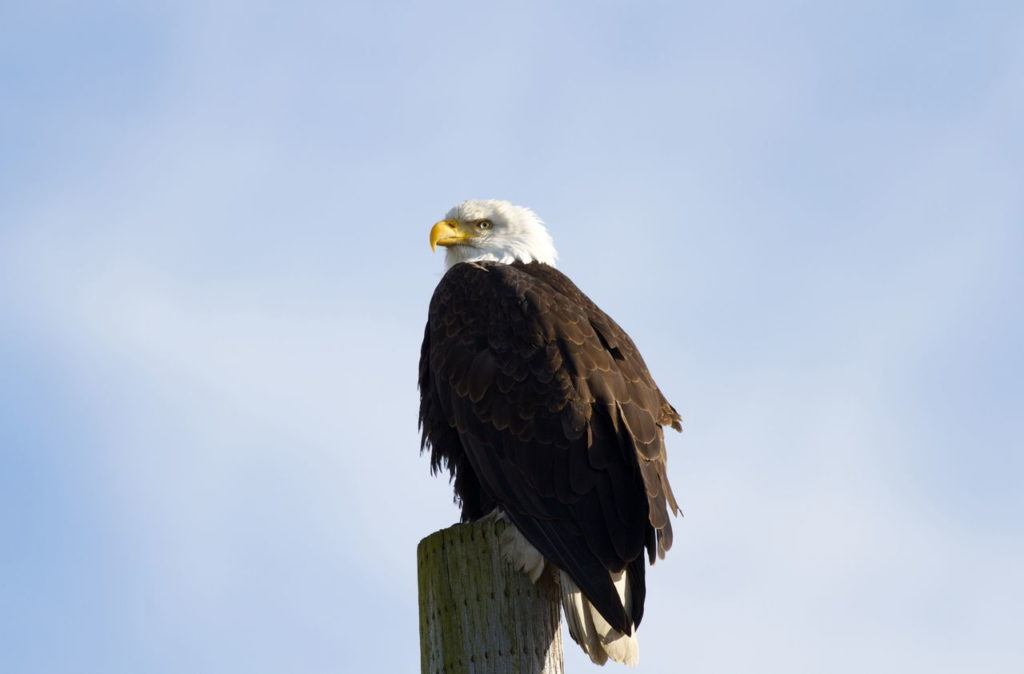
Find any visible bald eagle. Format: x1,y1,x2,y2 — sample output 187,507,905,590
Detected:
418,200,681,666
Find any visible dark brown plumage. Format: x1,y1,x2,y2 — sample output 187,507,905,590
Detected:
418,260,681,635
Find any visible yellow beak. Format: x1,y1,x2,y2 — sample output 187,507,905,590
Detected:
429,219,470,252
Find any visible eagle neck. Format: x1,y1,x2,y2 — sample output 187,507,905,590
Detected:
444,248,556,270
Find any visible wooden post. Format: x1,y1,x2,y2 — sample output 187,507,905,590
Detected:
417,518,564,674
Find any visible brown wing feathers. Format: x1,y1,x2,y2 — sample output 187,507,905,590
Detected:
418,261,680,633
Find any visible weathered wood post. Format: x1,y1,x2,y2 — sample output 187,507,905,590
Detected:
418,518,564,674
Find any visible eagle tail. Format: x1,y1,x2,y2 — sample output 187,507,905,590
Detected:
499,514,639,666
560,570,639,666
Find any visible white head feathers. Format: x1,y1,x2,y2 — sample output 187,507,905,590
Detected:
439,199,558,270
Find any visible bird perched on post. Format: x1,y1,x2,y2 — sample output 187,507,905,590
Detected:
418,199,682,666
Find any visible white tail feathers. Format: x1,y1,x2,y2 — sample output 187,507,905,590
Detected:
496,513,639,667
560,570,639,666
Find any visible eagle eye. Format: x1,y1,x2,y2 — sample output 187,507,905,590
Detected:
476,219,493,230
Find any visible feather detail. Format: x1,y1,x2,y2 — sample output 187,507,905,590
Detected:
497,514,547,583
419,256,681,646
560,571,639,666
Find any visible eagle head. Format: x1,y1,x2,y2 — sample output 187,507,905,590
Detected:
429,199,558,269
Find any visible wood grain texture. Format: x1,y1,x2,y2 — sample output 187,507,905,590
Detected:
418,519,564,674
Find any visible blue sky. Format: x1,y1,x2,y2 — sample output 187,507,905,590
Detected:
2,2,1022,672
